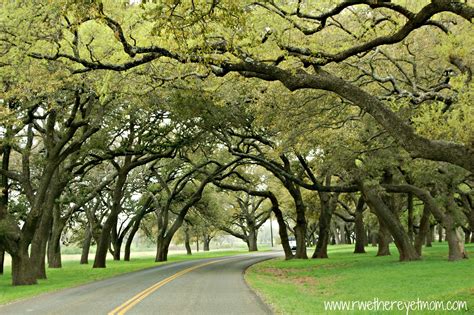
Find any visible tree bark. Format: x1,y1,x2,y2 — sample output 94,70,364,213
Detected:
80,224,92,264
48,206,66,268
93,171,128,268
247,229,258,251
184,226,192,255
377,220,391,256
30,177,61,278
444,195,468,261
269,195,293,260
11,247,37,286
203,233,211,252
112,237,122,261
313,191,338,259
361,183,420,261
414,205,431,256
384,183,468,261
93,213,117,268
291,187,307,259
124,198,152,261
438,224,443,242
313,208,330,258
47,227,63,268
155,234,171,262
29,211,53,279
124,221,140,261
353,197,366,254
426,225,434,247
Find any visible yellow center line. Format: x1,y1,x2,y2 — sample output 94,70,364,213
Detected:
108,259,228,315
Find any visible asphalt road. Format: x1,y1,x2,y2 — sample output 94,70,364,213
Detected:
0,252,279,315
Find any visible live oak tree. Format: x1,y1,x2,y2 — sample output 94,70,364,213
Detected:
219,192,271,252
0,86,104,284
0,0,472,287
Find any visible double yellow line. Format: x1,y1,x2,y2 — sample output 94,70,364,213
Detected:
108,259,227,315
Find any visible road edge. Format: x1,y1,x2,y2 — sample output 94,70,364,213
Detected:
242,255,279,315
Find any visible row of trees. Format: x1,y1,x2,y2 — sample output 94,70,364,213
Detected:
0,0,472,286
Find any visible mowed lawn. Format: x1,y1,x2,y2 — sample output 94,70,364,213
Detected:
246,243,474,314
0,249,247,305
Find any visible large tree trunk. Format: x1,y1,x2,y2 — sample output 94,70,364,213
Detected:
48,210,66,268
377,220,391,256
111,219,135,262
445,196,468,261
426,225,434,247
155,235,171,262
112,238,122,261
269,195,293,260
292,189,308,259
29,213,53,279
184,227,192,256
47,228,62,268
110,224,123,261
93,172,128,268
124,201,151,261
353,197,366,254
445,223,467,261
93,214,117,268
414,205,431,256
203,233,211,252
247,229,258,252
11,247,37,286
361,183,420,261
30,181,61,279
30,169,65,278
80,224,92,264
385,184,468,262
313,223,330,258
313,191,337,259
124,221,140,261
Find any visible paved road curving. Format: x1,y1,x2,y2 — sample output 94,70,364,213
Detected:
0,252,279,315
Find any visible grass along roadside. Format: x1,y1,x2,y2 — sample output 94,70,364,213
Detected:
245,243,474,314
0,249,250,305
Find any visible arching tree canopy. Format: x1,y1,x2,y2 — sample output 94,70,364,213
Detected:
0,0,472,286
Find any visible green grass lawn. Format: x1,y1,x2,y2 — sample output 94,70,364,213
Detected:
0,249,248,305
246,243,474,314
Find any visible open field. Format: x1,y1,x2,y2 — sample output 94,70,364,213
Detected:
0,249,253,305
246,243,474,314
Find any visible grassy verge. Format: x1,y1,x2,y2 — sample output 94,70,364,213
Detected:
0,249,248,305
246,243,474,314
